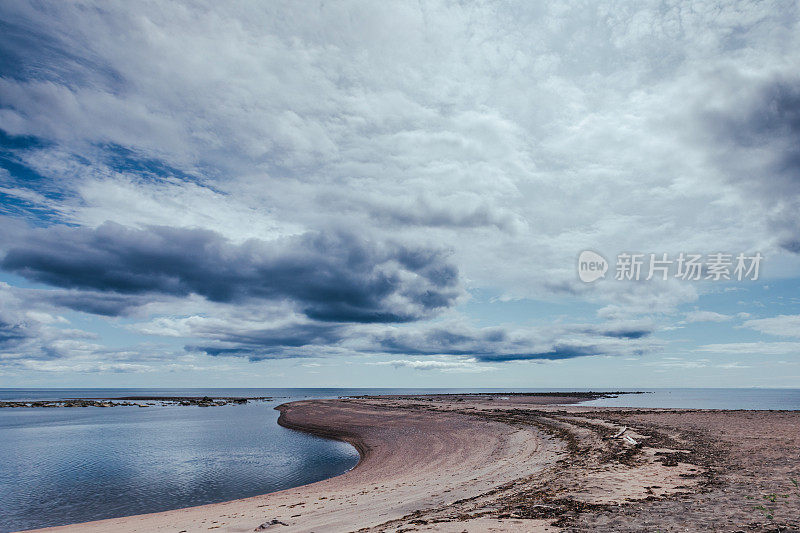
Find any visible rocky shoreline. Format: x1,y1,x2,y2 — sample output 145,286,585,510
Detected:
353,391,647,402
0,392,640,409
0,396,273,408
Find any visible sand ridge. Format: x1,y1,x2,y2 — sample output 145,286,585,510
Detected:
25,394,800,532
28,397,561,532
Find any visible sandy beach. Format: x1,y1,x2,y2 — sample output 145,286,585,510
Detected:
27,394,800,532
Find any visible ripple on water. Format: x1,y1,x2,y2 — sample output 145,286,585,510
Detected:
0,401,359,533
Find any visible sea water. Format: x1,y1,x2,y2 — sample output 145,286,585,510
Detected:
0,389,361,532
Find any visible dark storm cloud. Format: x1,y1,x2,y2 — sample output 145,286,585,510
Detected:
372,322,653,363
472,344,600,362
377,327,478,356
187,321,345,360
601,329,650,339
0,319,27,347
40,291,150,317
377,328,604,362
704,77,800,253
717,80,800,174
0,304,55,356
582,324,653,339
0,221,462,322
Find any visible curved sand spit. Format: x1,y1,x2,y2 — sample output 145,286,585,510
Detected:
26,394,800,532
28,398,559,533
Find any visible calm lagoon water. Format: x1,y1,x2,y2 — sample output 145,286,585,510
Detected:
0,389,363,532
1,387,799,532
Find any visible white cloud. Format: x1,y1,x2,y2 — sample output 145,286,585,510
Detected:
698,342,800,355
2,1,795,298
645,357,711,369
375,359,494,373
1,0,799,377
717,362,751,369
741,315,800,338
685,310,733,323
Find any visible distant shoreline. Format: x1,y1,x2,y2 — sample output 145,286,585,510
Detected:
0,391,643,409
0,396,273,408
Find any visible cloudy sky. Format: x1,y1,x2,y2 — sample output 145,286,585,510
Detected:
1,0,799,388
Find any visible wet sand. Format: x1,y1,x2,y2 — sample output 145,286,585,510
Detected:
27,394,800,532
